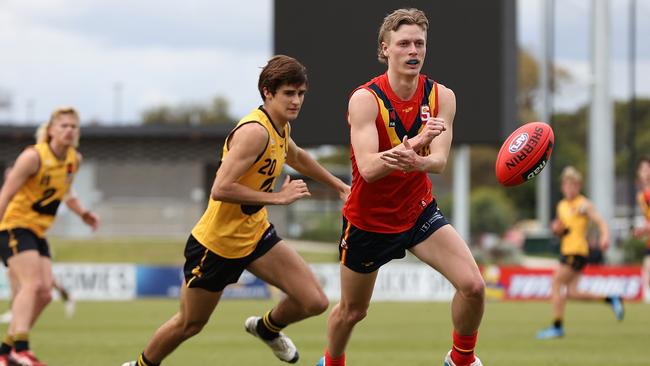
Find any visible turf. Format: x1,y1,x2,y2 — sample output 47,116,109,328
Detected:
16,299,650,366
48,236,339,264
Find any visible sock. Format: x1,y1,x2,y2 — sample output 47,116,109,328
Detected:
13,333,28,352
553,319,563,329
0,335,13,355
451,330,477,366
324,349,346,366
256,310,286,340
138,352,160,366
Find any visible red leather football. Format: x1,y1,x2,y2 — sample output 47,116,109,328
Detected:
495,122,554,186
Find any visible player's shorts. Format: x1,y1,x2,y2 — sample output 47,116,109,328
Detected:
560,254,588,272
339,200,449,273
0,228,51,266
183,224,281,292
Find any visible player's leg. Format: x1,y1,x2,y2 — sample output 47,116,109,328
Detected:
565,271,624,320
137,285,222,365
8,252,52,365
245,240,328,363
408,225,484,366
247,240,328,324
320,265,377,366
52,278,75,318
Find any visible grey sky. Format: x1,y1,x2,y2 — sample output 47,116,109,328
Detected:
0,0,648,125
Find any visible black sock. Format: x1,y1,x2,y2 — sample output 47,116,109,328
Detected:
256,310,286,340
553,319,563,329
13,333,28,353
0,342,11,355
138,352,160,366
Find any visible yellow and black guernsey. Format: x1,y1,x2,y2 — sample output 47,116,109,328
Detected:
0,142,79,238
191,107,289,258
556,195,589,256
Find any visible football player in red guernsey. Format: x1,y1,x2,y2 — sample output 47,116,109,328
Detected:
317,8,485,366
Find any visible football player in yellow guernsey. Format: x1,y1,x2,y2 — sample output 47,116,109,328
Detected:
632,157,650,297
122,55,350,366
537,166,623,340
0,106,99,366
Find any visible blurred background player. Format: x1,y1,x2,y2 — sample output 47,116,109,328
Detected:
317,8,485,366
122,55,349,366
632,156,650,297
0,106,99,366
0,166,76,324
537,166,622,339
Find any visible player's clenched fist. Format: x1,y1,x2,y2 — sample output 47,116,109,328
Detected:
278,175,311,204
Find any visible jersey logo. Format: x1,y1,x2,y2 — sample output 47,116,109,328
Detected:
402,106,413,113
420,105,431,121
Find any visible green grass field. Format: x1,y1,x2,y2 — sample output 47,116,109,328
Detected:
15,298,649,366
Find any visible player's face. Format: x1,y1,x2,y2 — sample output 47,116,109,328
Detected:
638,161,650,186
264,84,307,122
382,24,427,76
49,114,79,147
561,178,581,199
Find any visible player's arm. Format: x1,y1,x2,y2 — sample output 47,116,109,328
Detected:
211,123,310,205
583,200,610,250
285,137,350,201
349,89,413,182
379,87,451,174
0,148,39,221
63,153,99,230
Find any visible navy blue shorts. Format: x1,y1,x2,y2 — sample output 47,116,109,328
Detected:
0,228,51,266
184,224,281,292
339,200,449,273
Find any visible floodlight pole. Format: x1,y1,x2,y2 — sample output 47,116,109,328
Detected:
589,0,616,261
536,0,554,230
453,144,470,243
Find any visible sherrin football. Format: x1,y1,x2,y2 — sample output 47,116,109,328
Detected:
495,122,554,186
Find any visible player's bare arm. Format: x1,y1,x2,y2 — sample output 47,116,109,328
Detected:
584,200,610,250
0,148,39,220
380,85,455,174
211,123,309,206
348,89,407,182
285,137,350,201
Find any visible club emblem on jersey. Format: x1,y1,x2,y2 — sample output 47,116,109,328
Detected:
420,105,431,121
387,108,397,128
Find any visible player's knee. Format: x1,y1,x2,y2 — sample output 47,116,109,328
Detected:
458,277,485,301
35,284,53,305
341,305,368,325
305,293,329,316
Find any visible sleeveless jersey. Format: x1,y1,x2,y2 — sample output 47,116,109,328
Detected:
557,195,589,256
343,73,438,233
191,107,289,258
0,142,79,238
638,188,650,248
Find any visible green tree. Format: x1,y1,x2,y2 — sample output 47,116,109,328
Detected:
142,95,235,125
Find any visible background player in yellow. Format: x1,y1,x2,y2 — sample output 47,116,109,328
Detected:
122,55,349,366
0,106,99,366
537,166,622,339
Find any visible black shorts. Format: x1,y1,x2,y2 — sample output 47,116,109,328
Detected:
183,224,281,292
340,200,449,273
560,255,588,272
0,228,51,266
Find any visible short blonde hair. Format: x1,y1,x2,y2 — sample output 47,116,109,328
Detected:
561,166,583,184
35,106,80,147
377,8,429,64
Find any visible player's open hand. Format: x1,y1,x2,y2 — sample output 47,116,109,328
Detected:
380,136,420,173
278,175,311,204
338,183,351,202
413,117,446,148
81,211,100,231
